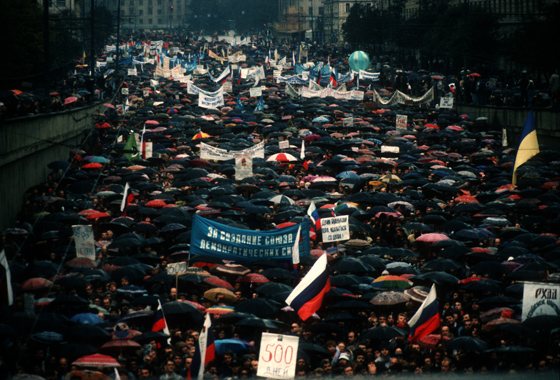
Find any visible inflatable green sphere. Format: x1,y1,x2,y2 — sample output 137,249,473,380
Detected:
349,51,370,72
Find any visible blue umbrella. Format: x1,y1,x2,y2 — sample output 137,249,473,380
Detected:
214,339,254,355
336,171,360,179
70,313,104,325
312,116,329,123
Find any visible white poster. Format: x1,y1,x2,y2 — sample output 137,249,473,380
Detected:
278,140,289,150
439,96,454,109
72,225,96,260
250,87,263,97
321,216,350,243
166,262,187,275
145,141,153,158
396,115,407,131
522,282,560,321
199,91,224,109
200,141,265,161
128,68,138,76
235,154,253,181
257,333,299,379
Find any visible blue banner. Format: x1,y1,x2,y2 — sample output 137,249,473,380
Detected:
191,215,310,262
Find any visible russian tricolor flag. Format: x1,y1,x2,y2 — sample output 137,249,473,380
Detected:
152,300,171,346
120,182,135,217
408,284,440,343
189,313,215,380
214,66,231,84
285,254,331,321
307,201,321,231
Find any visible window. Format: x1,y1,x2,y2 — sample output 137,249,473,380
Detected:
309,7,313,16
309,20,313,28
158,18,163,24
346,3,351,12
158,9,162,14
139,0,143,5
139,18,144,24
57,0,66,7
148,7,153,14
139,9,143,15
148,18,153,24
158,0,162,4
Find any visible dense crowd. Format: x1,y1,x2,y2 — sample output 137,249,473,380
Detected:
1,31,560,380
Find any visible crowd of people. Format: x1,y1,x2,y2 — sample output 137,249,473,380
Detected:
1,31,560,380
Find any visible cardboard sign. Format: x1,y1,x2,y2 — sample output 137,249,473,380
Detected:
439,96,454,109
278,140,289,150
343,117,353,127
396,115,407,131
321,216,350,243
250,87,263,97
73,225,96,260
235,154,253,181
166,262,187,275
257,333,299,379
223,81,233,93
122,87,129,95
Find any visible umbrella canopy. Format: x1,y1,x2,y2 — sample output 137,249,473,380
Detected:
371,275,413,289
73,353,121,368
203,288,237,304
447,337,488,352
369,291,410,306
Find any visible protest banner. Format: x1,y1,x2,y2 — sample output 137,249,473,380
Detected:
321,216,350,243
396,115,408,131
72,225,96,260
522,282,560,321
257,333,299,379
191,215,310,262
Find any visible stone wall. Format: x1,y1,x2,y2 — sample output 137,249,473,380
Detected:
0,103,105,230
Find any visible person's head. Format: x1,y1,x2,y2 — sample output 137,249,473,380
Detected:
163,359,175,374
138,367,152,378
251,360,259,372
343,365,354,377
347,331,358,344
321,359,332,373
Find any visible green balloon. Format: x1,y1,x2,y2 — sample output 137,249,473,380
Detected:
349,51,370,72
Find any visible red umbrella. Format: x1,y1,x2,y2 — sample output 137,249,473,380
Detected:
102,103,115,109
66,257,97,269
266,153,298,162
64,96,78,105
204,276,234,290
21,277,53,291
144,199,167,208
100,339,141,354
276,222,296,229
95,122,112,129
454,195,479,204
85,211,111,220
215,264,250,276
182,300,206,312
416,233,449,243
145,120,159,125
73,353,121,368
82,163,103,169
235,273,269,284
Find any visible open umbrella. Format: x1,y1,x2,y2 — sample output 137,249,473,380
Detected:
266,153,298,162
235,298,280,318
203,288,237,304
369,291,410,306
447,337,488,351
73,353,121,368
360,326,407,341
371,275,413,289
214,338,254,354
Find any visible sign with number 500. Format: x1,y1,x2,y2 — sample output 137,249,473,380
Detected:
257,333,299,379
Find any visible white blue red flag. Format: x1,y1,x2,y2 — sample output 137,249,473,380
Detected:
408,284,440,342
213,65,231,84
190,313,215,380
307,201,321,231
152,300,171,345
285,253,331,321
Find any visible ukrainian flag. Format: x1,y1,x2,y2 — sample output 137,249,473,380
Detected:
512,110,539,185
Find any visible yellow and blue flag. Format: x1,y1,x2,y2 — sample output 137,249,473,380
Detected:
512,110,539,185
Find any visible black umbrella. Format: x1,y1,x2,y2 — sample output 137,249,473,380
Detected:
411,271,459,285
235,317,281,329
235,298,281,318
447,336,488,351
360,326,407,341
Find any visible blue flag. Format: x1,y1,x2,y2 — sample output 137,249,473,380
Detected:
253,95,264,113
236,95,244,110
